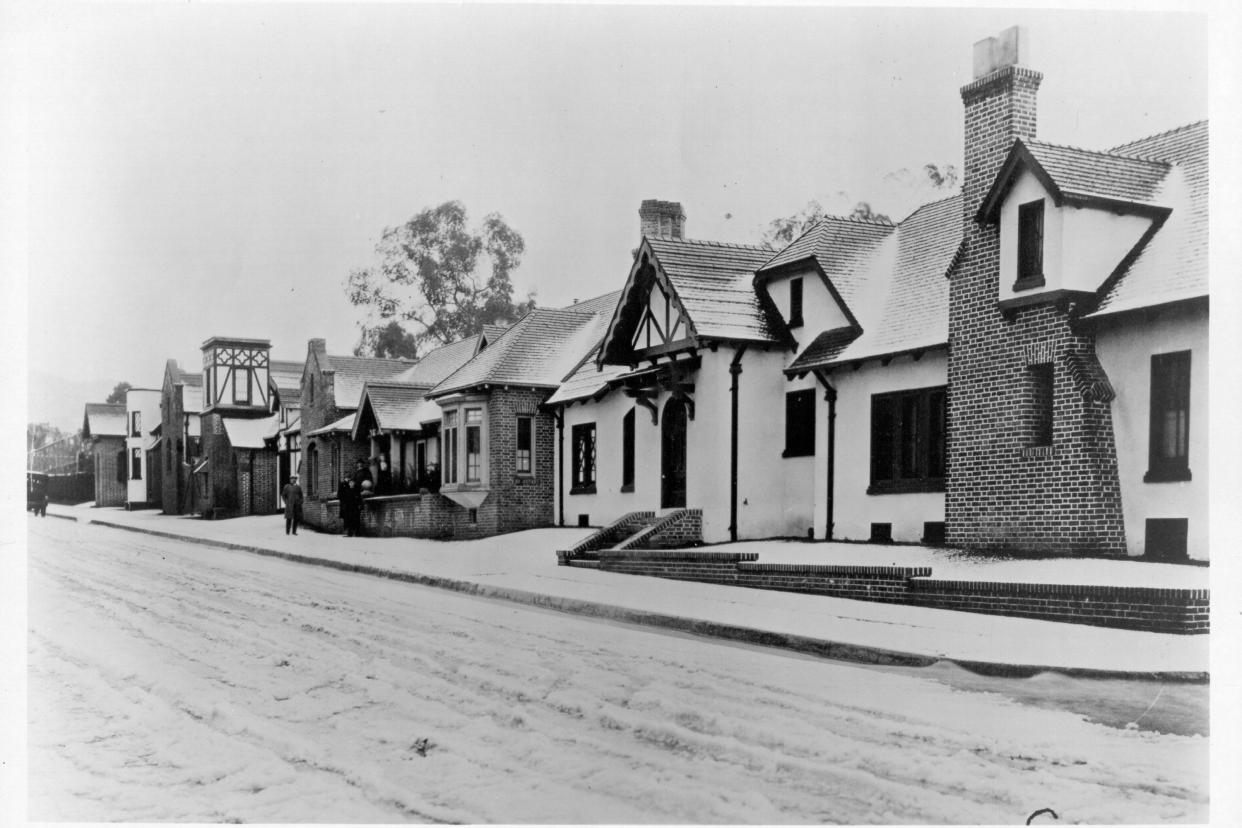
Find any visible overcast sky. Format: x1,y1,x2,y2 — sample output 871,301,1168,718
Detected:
10,3,1215,430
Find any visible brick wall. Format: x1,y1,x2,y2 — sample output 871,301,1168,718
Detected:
946,65,1127,556
90,437,126,507
160,379,194,515
588,549,1208,634
484,388,556,534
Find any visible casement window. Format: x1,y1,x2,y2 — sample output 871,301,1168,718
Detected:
306,444,318,495
1030,363,1054,447
516,415,533,474
232,369,252,405
465,408,483,482
1015,199,1045,290
1146,351,1191,482
571,422,596,494
788,277,804,328
130,411,142,437
442,411,458,485
131,448,143,480
869,386,947,494
783,389,816,457
621,408,636,491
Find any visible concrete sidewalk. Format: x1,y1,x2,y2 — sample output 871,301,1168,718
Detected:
38,504,1209,681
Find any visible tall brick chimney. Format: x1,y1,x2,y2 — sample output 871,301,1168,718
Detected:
639,200,686,241
946,27,1126,556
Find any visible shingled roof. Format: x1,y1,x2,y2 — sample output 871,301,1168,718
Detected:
321,354,414,410
269,359,305,397
430,307,611,397
391,335,483,387
758,216,896,312
786,195,961,372
643,237,782,343
82,403,126,438
352,382,436,436
1087,121,1208,318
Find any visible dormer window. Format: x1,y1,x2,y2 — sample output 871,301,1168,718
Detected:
1015,199,1045,290
789,277,804,328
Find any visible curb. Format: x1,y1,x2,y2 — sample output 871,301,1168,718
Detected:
77,517,1209,684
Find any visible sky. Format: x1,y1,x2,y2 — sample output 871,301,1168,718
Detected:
5,3,1221,431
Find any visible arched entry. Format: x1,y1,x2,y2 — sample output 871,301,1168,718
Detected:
661,397,688,508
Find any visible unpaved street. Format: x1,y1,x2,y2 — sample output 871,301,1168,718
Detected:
27,518,1208,823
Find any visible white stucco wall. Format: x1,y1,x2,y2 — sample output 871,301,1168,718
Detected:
126,388,162,504
559,388,661,527
765,268,851,333
1093,303,1208,559
814,352,948,543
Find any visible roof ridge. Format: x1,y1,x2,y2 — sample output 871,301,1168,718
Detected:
895,192,962,224
1025,136,1171,167
809,213,897,229
651,236,774,251
1109,120,1207,157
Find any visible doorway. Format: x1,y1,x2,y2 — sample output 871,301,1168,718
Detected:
661,397,688,508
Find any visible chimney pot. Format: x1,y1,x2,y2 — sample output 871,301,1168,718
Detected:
639,199,686,241
972,25,1028,79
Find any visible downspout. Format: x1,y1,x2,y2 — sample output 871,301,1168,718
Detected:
814,370,837,540
729,345,748,543
552,408,565,526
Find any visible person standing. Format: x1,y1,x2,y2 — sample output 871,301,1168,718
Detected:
338,476,355,537
350,459,373,537
281,475,304,536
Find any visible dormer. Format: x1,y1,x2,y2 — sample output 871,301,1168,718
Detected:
978,138,1173,311
201,336,272,417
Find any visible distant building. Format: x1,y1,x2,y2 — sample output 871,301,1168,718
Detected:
81,402,126,507
157,359,203,515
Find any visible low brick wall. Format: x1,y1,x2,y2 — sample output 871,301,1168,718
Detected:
302,491,501,540
590,551,1208,635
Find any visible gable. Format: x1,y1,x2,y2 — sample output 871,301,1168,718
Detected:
599,245,698,366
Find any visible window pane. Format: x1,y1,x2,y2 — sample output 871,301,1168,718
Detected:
1018,200,1044,283
871,396,894,483
928,390,946,478
466,425,481,481
900,394,920,478
1149,351,1191,474
622,409,635,487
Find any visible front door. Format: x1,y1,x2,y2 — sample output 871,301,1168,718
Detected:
661,398,687,508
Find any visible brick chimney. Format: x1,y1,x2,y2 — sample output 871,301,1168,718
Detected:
639,200,686,241
946,27,1126,556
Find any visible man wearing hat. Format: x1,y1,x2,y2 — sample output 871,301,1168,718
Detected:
281,474,304,536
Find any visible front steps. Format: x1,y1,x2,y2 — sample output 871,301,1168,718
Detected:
557,508,703,566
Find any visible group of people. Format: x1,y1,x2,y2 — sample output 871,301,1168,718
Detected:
279,457,382,538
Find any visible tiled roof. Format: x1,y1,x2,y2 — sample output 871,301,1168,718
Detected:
432,308,611,396
392,335,482,387
785,195,961,370
1022,139,1171,205
321,354,414,410
269,359,305,396
645,237,781,342
306,412,356,437
356,382,435,433
176,366,202,386
222,414,280,449
83,403,126,438
546,342,635,405
1088,121,1208,318
758,217,896,309
481,324,510,344
561,290,622,318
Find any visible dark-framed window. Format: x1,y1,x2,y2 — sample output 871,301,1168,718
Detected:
516,415,533,474
1030,363,1054,447
869,386,946,494
783,389,815,457
130,411,141,437
115,449,126,483
788,277,804,328
232,368,252,405
621,408,635,491
465,408,483,482
131,448,142,480
1146,351,1191,482
306,443,318,496
442,411,458,485
571,422,596,494
1015,199,1045,290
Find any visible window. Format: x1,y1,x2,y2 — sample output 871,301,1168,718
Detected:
788,277,804,328
116,449,126,483
1016,199,1045,289
516,415,533,474
621,408,635,491
232,369,252,405
1147,351,1191,482
306,444,318,496
130,411,141,437
1030,363,1054,447
571,423,596,493
783,389,815,457
131,448,143,480
442,411,458,485
465,408,482,482
869,387,946,493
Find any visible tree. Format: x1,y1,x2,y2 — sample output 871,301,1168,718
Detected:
761,163,958,250
345,201,536,356
105,381,132,404
354,319,420,360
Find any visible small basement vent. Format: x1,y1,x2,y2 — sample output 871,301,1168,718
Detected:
1145,518,1188,562
578,514,590,528
922,522,947,545
870,523,893,543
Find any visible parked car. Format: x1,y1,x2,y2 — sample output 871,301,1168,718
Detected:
27,471,49,516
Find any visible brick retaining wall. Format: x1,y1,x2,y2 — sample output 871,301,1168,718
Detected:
588,550,1208,634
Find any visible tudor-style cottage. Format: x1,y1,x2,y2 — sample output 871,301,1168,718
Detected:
124,387,162,510
551,27,1207,562
158,359,203,515
82,402,127,507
